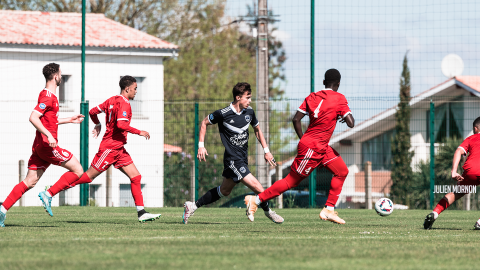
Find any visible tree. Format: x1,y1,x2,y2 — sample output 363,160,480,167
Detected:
390,52,414,207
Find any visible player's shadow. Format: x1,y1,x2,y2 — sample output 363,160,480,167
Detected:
428,227,462,231
64,220,130,225
6,224,58,228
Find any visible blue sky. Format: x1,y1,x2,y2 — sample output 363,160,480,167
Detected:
225,0,480,99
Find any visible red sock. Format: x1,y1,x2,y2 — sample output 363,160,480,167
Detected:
130,175,144,206
3,181,29,210
433,198,450,214
48,172,80,196
72,173,93,185
325,158,349,207
259,171,305,202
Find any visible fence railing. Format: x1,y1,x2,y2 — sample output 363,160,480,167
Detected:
2,96,479,210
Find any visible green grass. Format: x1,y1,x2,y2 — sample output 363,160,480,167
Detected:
1,207,480,269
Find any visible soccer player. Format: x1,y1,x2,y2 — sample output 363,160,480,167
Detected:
0,63,85,227
424,117,480,230
182,82,284,224
245,69,355,224
41,76,161,223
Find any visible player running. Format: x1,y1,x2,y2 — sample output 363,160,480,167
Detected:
0,63,85,227
424,117,480,230
245,69,355,224
39,76,161,223
182,82,284,224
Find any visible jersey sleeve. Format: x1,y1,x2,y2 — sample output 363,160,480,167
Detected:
117,102,131,122
337,95,352,118
208,109,223,125
33,95,52,115
96,99,108,113
250,110,259,127
297,98,308,114
459,137,471,156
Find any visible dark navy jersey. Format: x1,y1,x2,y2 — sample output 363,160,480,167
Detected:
208,103,259,164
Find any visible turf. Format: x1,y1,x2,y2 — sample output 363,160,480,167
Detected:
1,207,479,270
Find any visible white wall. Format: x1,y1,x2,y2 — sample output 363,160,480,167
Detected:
0,50,164,208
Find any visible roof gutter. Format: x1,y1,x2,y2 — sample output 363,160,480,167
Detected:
0,43,178,57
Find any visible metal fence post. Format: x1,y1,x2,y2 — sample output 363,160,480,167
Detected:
429,100,435,210
79,0,89,206
191,159,196,202
80,101,89,206
365,161,372,209
106,166,112,207
194,103,199,200
18,160,25,206
276,164,283,209
308,0,316,208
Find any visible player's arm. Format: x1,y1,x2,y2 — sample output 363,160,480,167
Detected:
451,147,465,181
57,115,85,125
117,120,150,140
344,114,355,128
292,111,306,139
197,116,212,162
253,125,276,166
29,111,57,148
89,105,104,139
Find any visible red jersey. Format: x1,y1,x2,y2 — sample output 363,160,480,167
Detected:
32,88,59,145
459,133,480,175
95,95,137,150
297,89,351,153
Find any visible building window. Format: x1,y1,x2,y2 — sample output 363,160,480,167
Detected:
426,100,463,142
131,77,144,115
120,76,146,118
59,75,70,107
362,129,395,171
119,184,145,207
89,184,101,206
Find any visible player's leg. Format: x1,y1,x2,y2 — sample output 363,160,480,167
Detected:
424,192,466,230
118,160,161,222
183,177,236,224
0,169,45,227
36,146,83,216
49,148,116,195
245,143,313,220
424,173,478,229
240,173,284,223
319,151,349,224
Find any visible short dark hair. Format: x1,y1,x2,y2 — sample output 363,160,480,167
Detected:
43,63,60,81
473,117,480,129
119,76,137,90
324,69,341,85
232,82,252,100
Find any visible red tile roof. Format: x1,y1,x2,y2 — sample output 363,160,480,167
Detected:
456,76,480,92
0,10,177,50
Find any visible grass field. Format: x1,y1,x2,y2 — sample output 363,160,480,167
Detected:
1,207,479,269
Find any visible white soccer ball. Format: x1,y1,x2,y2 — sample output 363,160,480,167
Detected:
375,198,394,216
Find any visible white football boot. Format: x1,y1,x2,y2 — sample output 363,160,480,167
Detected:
183,201,197,224
264,209,284,224
244,195,258,222
138,211,161,223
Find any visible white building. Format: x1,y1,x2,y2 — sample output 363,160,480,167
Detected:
0,10,178,207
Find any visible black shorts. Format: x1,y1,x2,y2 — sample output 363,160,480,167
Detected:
222,160,251,183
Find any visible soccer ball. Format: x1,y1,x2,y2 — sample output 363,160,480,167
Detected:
375,198,393,216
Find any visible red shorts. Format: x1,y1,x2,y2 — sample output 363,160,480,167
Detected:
91,147,133,172
28,144,73,171
291,143,340,177
456,171,480,192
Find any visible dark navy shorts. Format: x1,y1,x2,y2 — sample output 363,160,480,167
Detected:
222,160,251,183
